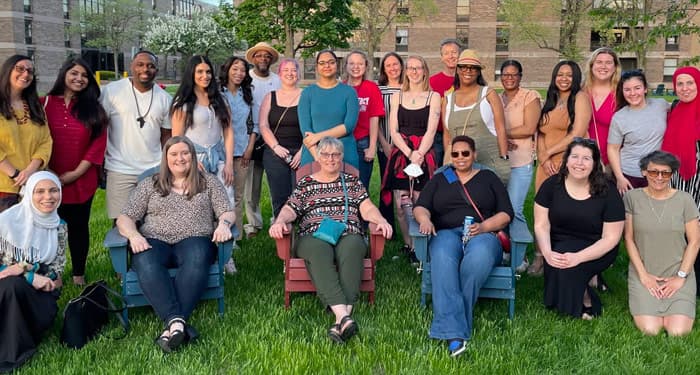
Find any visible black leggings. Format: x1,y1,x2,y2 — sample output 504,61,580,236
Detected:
58,196,94,277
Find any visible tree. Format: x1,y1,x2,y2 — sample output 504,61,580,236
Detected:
589,0,700,70
215,0,360,58
78,0,147,75
351,0,437,72
143,11,242,62
499,0,589,61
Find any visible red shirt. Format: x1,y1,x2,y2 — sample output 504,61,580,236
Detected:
349,80,385,140
429,72,454,133
44,96,107,204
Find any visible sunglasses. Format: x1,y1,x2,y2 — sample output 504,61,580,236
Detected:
457,65,480,72
572,137,597,146
646,170,673,178
451,150,471,158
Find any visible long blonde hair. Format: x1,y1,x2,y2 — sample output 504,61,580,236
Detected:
583,47,621,90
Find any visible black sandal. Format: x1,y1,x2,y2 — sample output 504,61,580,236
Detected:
166,317,187,350
155,330,171,353
328,324,344,344
339,315,358,341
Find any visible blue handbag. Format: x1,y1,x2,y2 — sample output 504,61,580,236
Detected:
312,174,349,245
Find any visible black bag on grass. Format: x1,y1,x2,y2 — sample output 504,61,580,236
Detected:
60,280,129,349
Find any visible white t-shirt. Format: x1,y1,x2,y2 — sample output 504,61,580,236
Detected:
445,86,496,136
101,78,172,175
250,70,281,129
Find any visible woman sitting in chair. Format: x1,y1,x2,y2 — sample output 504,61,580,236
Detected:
413,135,513,357
116,136,235,353
0,171,65,372
269,136,392,344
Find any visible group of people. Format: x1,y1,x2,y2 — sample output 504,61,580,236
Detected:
1,39,699,368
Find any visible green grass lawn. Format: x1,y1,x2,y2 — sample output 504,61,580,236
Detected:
16,165,700,374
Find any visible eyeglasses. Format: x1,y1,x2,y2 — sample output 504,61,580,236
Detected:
646,170,673,178
457,65,480,72
450,150,471,158
317,60,337,67
14,65,34,75
501,73,521,79
253,53,273,60
406,66,423,72
572,137,597,146
319,152,342,160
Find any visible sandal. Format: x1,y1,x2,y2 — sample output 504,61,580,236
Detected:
339,315,359,341
155,330,171,353
328,324,344,344
166,317,187,350
589,274,609,292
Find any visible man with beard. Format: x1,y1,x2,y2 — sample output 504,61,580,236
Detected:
429,39,461,166
100,50,172,219
243,42,281,237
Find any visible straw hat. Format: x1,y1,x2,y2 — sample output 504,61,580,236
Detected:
245,42,280,64
457,49,485,69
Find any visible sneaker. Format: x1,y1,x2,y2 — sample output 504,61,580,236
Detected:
224,258,238,274
448,339,467,357
243,225,259,239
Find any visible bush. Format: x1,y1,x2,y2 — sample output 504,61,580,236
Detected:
96,70,118,81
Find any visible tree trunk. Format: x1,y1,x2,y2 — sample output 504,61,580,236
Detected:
114,47,120,77
285,22,295,58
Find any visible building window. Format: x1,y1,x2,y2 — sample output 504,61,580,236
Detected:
494,57,506,80
396,28,409,52
26,48,35,61
64,24,71,47
152,0,157,10
398,0,409,15
456,0,469,22
81,0,103,15
666,35,679,51
664,58,677,82
24,19,33,45
63,0,70,19
24,0,31,13
496,28,508,52
303,58,316,80
456,26,469,49
175,0,196,18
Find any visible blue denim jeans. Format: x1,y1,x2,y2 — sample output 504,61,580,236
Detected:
433,132,444,167
429,229,502,341
132,236,215,323
356,136,373,190
262,146,297,218
507,163,534,265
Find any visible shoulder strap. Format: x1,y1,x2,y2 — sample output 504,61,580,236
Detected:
457,179,486,221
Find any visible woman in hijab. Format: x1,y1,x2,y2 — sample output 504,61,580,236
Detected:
0,171,65,372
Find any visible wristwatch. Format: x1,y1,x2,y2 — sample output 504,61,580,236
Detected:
499,155,509,160
9,169,20,179
677,270,688,279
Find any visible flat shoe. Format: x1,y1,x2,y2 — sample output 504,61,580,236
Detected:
339,315,358,341
166,318,187,350
155,331,171,353
328,324,344,344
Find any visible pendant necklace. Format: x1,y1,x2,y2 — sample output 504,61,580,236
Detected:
131,80,154,128
646,190,669,223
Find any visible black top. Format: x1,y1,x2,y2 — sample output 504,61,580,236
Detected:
268,91,302,150
535,176,625,252
397,92,432,136
415,167,513,230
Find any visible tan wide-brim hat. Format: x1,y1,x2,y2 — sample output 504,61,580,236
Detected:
457,49,486,69
245,42,280,64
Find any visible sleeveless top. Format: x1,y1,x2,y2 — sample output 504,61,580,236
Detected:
397,92,433,136
268,91,302,150
445,87,510,185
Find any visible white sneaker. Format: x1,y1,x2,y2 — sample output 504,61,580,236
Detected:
224,258,238,274
515,259,530,274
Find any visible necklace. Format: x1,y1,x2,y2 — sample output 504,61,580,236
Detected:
646,190,669,223
131,80,154,128
12,102,29,125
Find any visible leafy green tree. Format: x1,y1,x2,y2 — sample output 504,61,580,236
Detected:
215,0,360,58
352,0,437,72
78,0,147,75
589,0,700,70
499,0,589,61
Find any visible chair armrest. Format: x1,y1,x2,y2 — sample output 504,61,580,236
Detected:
274,223,293,260
104,227,128,274
408,218,429,262
368,223,385,261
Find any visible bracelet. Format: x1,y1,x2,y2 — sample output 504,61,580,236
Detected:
9,169,20,179
222,219,233,227
24,271,35,285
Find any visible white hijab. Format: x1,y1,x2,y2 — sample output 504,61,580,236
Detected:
0,171,62,264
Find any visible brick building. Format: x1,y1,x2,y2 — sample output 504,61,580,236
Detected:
0,0,210,92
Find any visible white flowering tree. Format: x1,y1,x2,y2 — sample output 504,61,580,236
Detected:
143,11,241,63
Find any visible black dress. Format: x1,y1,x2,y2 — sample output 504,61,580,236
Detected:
535,176,625,317
0,276,59,373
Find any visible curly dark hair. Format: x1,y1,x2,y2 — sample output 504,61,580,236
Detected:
557,137,609,197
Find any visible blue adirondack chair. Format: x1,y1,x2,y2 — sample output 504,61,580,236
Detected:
103,167,238,324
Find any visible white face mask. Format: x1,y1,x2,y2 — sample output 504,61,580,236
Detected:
403,163,424,178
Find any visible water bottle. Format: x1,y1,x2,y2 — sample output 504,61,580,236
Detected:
400,194,414,221
462,216,474,245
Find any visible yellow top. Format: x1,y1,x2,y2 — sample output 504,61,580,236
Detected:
0,108,52,193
